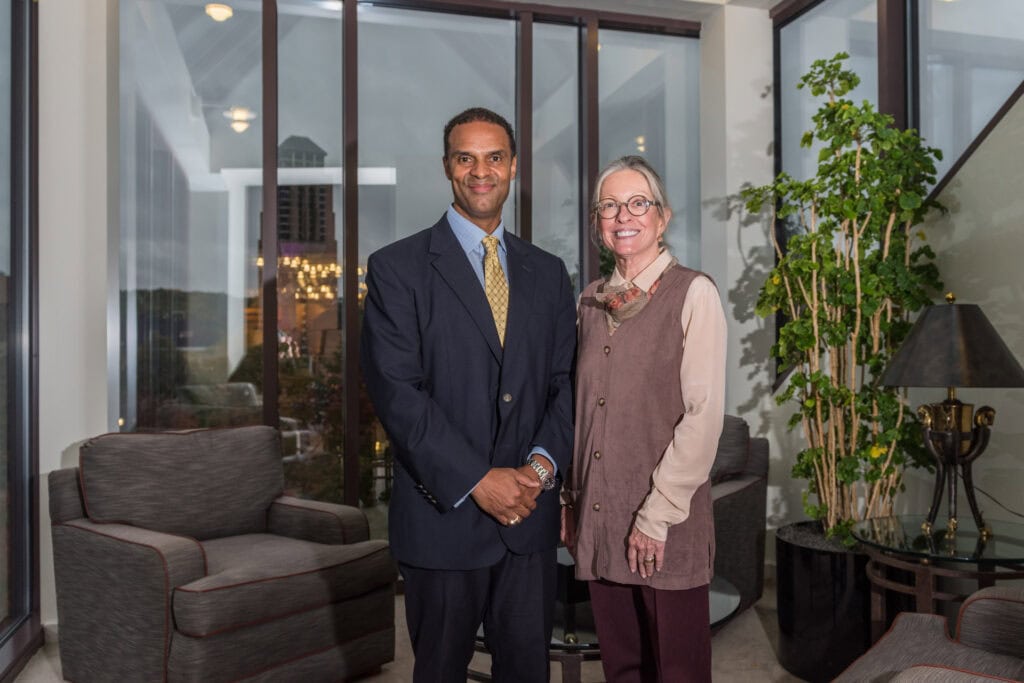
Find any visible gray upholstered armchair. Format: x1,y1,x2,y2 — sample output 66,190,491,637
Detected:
711,414,769,615
49,426,397,682
835,585,1024,681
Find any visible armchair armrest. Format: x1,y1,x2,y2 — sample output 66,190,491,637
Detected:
268,496,370,544
956,585,1024,659
51,519,206,682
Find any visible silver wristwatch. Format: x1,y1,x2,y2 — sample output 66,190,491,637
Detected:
528,457,557,491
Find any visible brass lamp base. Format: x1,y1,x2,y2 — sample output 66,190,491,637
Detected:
918,393,994,540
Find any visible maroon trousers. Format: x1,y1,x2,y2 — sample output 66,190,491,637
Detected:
588,579,711,683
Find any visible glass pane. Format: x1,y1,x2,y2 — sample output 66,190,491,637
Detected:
0,0,10,633
533,22,580,291
918,0,1024,181
779,0,877,181
275,2,346,504
598,29,701,268
357,6,515,538
119,1,263,432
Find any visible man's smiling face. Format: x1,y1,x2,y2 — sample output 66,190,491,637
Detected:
443,120,517,234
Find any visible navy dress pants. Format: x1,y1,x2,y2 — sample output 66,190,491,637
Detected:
400,547,557,683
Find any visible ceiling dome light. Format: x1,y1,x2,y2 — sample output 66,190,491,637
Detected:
224,106,256,133
205,3,234,22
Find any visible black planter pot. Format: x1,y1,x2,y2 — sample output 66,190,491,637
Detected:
776,521,871,683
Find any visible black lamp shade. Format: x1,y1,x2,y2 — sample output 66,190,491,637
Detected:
881,303,1024,388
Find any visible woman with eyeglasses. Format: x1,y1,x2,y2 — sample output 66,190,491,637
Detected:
561,155,726,682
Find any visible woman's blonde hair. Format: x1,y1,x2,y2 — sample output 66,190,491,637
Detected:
589,155,671,247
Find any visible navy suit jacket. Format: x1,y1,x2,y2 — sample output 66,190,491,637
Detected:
361,215,576,570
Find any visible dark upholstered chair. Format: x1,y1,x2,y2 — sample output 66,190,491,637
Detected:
49,426,397,682
711,414,769,616
835,585,1024,681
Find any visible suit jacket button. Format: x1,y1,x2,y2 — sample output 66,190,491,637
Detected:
502,393,513,403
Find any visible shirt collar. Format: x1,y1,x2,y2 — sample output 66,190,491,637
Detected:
609,249,674,291
446,204,506,255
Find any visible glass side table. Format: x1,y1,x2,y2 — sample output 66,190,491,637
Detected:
468,547,741,683
851,515,1024,642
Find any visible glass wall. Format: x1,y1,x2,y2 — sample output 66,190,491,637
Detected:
917,0,1024,181
274,3,345,504
116,2,699,542
599,29,701,267
778,0,878,181
119,0,264,432
532,22,580,288
358,7,515,252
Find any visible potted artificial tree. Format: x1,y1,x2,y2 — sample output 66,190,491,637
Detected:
742,53,943,682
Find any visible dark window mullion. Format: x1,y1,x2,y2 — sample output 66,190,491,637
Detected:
878,0,907,129
579,16,599,285
343,0,360,507
517,12,533,242
261,0,279,427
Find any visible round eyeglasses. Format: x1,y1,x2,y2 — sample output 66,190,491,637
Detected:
594,195,661,219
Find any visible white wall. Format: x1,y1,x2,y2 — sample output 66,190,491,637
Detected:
700,5,805,546
38,0,116,625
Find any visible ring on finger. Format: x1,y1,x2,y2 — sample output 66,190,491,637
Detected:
508,515,522,526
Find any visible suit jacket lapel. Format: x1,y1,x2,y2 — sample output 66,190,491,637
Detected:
428,217,503,362
503,234,535,355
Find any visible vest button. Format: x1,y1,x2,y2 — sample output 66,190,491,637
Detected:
597,398,605,406
502,393,513,403
604,345,611,355
593,451,601,459
592,503,601,511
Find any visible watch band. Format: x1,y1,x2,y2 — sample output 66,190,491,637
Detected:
528,457,556,491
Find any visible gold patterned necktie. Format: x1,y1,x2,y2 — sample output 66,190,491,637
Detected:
482,236,509,346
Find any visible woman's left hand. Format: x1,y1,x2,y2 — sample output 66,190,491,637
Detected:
627,525,665,579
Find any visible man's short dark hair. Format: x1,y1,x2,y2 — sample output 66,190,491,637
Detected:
443,107,517,158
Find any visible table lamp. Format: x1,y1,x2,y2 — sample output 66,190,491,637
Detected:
881,293,1024,538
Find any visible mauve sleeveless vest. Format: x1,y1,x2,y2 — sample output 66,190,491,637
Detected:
570,264,714,589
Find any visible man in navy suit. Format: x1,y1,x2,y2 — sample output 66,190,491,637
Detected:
361,107,576,682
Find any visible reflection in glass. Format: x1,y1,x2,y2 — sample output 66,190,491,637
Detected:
119,1,263,432
918,0,1024,181
357,7,515,538
779,0,877,182
532,23,580,291
598,29,701,268
274,4,347,507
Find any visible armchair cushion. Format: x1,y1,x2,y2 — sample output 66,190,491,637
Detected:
709,415,751,484
268,496,370,544
174,534,394,637
79,426,283,540
835,612,1024,682
956,586,1024,659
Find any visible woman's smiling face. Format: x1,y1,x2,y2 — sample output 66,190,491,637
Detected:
596,169,670,266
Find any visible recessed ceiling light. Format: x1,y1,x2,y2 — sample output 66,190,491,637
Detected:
224,106,256,133
205,3,234,22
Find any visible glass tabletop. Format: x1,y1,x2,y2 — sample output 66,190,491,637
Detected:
852,515,1024,563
